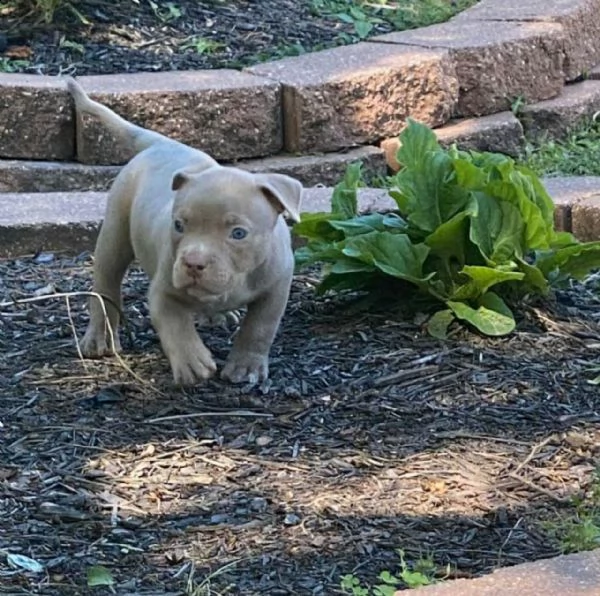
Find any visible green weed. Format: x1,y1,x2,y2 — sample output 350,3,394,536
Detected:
544,471,600,553
148,0,182,23
0,57,30,72
180,36,225,55
519,118,600,178
341,550,444,595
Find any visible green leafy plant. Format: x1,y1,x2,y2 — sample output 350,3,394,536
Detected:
0,58,30,72
180,36,225,55
294,119,600,337
148,0,182,23
341,550,442,594
14,0,88,24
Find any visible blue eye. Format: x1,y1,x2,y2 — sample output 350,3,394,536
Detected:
174,219,184,233
231,227,248,240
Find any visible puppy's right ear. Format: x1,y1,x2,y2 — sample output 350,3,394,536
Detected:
172,171,189,191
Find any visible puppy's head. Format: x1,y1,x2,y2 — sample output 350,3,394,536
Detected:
170,166,302,296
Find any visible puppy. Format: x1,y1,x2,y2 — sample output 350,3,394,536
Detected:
66,78,302,385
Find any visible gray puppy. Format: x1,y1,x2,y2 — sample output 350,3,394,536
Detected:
67,78,302,385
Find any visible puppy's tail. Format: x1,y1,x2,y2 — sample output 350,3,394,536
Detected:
66,77,166,154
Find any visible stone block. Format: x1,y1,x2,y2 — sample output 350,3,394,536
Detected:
543,176,600,236
0,74,74,160
236,146,387,186
372,20,565,117
407,549,600,595
0,191,106,258
519,80,600,142
381,112,525,171
571,194,600,241
0,160,121,193
453,0,600,81
74,71,282,165
246,42,458,153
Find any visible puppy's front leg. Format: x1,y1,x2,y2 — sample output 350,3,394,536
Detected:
149,285,217,385
221,279,291,384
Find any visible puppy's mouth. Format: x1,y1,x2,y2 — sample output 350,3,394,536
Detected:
172,262,231,296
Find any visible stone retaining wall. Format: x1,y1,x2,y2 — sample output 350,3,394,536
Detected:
2,0,600,189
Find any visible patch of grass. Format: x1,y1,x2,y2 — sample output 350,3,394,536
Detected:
543,469,600,553
311,0,479,43
341,550,446,595
519,118,600,177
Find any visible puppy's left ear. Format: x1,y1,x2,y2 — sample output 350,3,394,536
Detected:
255,174,303,223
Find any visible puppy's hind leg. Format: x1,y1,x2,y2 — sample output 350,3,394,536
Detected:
81,175,135,358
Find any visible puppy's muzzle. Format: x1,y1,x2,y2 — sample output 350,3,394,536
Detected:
182,250,209,276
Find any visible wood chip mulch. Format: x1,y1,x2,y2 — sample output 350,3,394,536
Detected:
1,251,600,595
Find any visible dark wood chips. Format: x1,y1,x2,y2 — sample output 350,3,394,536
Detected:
1,251,600,594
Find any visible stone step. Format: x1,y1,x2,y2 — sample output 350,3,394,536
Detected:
0,146,386,194
409,548,600,596
1,177,599,258
3,1,600,163
0,187,393,258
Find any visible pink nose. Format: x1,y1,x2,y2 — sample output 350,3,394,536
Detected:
182,252,209,272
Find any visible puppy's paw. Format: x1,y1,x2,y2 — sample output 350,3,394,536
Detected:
80,326,121,358
221,351,268,385
169,346,217,386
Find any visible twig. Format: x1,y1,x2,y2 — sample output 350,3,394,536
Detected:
508,472,570,505
145,410,274,424
1,290,164,395
513,435,555,476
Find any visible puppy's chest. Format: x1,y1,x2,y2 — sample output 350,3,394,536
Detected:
186,287,251,316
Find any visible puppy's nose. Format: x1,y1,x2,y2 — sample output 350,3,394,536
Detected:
183,252,209,272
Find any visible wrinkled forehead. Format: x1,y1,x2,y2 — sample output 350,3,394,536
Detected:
173,169,275,226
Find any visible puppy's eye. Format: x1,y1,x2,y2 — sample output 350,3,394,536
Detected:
230,227,248,240
173,219,184,233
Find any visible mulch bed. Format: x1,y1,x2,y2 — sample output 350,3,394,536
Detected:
0,0,474,76
1,251,600,594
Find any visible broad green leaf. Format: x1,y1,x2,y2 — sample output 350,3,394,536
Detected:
515,164,556,230
447,294,516,336
331,162,361,218
87,565,115,587
535,241,600,280
329,212,407,237
451,265,524,301
485,177,551,250
453,157,487,190
342,231,432,287
294,240,345,268
395,118,441,169
395,150,468,233
293,212,343,242
6,554,44,573
468,193,525,264
330,257,377,275
425,210,470,264
427,309,455,339
515,257,549,294
480,291,514,319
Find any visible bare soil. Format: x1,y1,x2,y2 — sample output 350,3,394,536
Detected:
1,251,600,594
